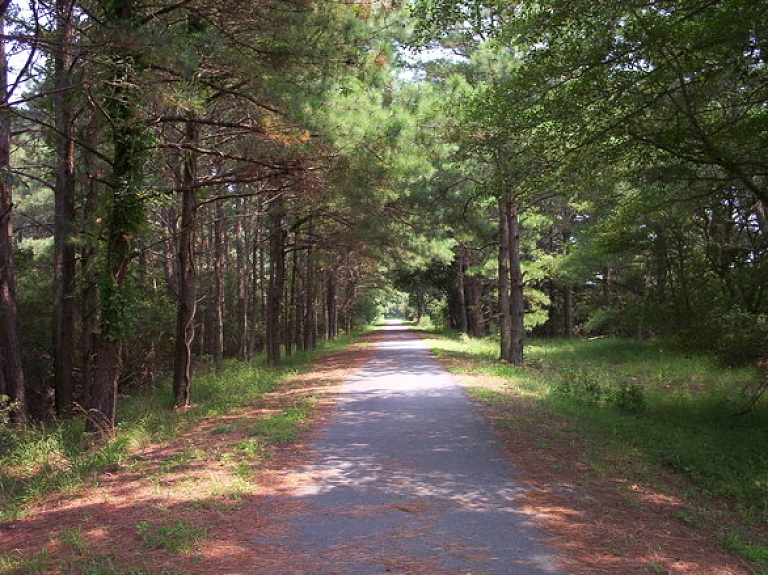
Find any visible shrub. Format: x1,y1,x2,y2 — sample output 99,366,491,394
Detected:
608,380,646,414
552,368,646,413
552,368,604,406
0,396,17,457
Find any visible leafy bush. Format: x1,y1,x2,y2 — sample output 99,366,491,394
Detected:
0,396,17,458
552,367,604,406
121,287,176,389
609,380,646,414
674,309,768,367
552,367,646,413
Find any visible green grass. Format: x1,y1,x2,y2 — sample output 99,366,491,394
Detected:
0,331,362,523
0,550,54,575
136,519,206,553
422,329,768,568
0,544,187,575
250,402,313,445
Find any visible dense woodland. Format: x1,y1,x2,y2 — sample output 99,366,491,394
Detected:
0,0,766,432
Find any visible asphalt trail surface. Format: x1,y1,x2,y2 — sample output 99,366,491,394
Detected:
263,323,562,574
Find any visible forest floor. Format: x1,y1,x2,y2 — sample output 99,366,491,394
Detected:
0,329,757,575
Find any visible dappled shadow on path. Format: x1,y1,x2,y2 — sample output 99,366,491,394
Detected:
269,327,562,575
0,335,382,575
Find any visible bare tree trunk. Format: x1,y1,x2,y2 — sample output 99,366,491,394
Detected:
456,255,468,334
344,278,356,333
80,117,100,414
162,208,178,296
283,234,295,357
86,0,146,434
498,198,513,363
325,269,338,340
0,11,25,425
466,275,483,338
754,200,767,234
250,203,266,356
212,204,225,370
266,198,285,366
53,0,77,418
294,245,304,352
507,203,525,366
563,286,574,338
87,336,120,433
284,239,298,355
303,239,316,350
235,198,249,360
172,119,197,408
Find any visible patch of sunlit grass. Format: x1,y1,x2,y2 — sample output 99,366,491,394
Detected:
421,329,768,567
0,333,362,522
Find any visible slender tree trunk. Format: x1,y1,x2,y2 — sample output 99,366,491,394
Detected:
466,275,483,338
235,198,248,360
250,204,265,356
202,222,214,357
212,205,225,370
344,279,356,333
294,246,305,352
283,235,295,357
0,10,25,425
53,0,77,417
507,203,525,366
414,292,423,325
172,119,197,408
285,239,299,354
456,255,468,334
303,240,316,350
87,337,120,432
266,198,285,365
87,0,145,434
754,200,768,234
163,209,178,296
325,269,338,340
563,286,574,338
80,119,100,414
498,199,513,363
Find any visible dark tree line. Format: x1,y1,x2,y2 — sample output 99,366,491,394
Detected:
0,0,396,432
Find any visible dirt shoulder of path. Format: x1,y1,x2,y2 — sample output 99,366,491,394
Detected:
438,368,757,575
0,329,757,575
0,333,386,575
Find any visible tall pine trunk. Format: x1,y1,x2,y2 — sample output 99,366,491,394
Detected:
303,237,316,350
235,198,249,360
456,255,468,334
266,198,285,366
172,119,198,408
53,0,77,417
282,236,296,356
498,199,524,365
87,0,146,434
325,269,338,340
212,204,225,370
465,275,483,338
80,119,100,415
508,203,525,365
250,202,266,356
0,8,26,425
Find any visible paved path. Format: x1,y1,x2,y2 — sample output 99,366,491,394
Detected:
263,323,562,574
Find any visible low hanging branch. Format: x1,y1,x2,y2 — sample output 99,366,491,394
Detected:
731,376,768,418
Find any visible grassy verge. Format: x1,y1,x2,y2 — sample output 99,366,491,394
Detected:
419,329,768,572
0,332,362,525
